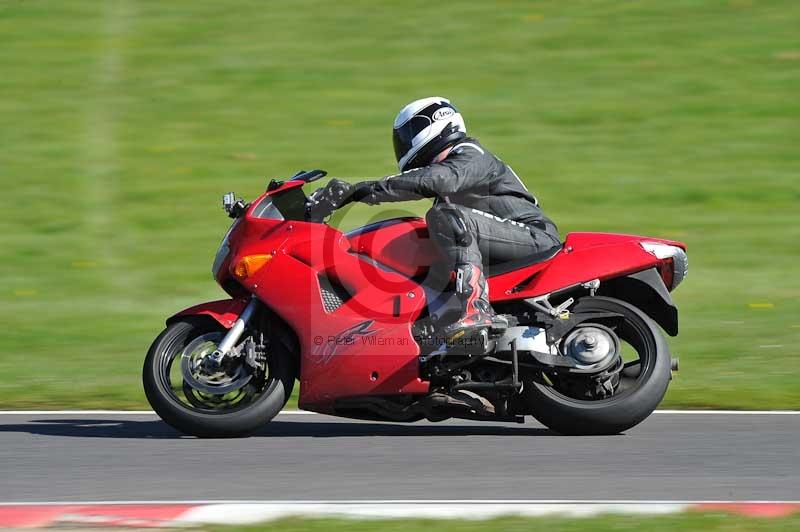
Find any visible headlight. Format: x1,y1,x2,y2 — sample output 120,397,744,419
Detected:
640,242,688,290
212,219,240,278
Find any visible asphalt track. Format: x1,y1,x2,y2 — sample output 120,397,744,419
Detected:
0,412,798,502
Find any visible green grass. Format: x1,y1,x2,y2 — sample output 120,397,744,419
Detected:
1,1,798,409
214,513,800,532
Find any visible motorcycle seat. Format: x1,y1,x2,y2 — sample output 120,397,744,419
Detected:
485,244,563,277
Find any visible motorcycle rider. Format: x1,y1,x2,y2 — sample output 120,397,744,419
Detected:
308,97,561,342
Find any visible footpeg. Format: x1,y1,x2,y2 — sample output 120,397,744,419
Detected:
445,328,491,356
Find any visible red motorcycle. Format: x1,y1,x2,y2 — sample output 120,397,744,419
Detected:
143,169,687,437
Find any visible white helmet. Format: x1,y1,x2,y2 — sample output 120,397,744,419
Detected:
392,97,467,171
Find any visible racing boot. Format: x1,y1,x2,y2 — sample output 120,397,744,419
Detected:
442,263,507,345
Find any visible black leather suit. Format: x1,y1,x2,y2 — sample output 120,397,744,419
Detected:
350,137,561,270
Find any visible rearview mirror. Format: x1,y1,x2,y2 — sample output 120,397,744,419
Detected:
222,192,247,218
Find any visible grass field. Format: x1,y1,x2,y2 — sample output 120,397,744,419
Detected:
215,513,800,532
1,1,798,409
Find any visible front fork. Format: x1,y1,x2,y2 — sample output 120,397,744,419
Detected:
208,295,260,366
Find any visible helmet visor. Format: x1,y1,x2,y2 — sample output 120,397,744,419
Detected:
393,114,432,164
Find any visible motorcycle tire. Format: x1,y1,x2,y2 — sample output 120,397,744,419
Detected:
524,296,671,435
143,316,296,438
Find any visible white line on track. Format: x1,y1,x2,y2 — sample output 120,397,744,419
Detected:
0,409,797,415
1,500,798,506
2,500,799,524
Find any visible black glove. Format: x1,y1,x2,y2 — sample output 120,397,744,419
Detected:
305,178,354,222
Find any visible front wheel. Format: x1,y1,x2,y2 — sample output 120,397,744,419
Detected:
523,296,672,435
143,316,296,437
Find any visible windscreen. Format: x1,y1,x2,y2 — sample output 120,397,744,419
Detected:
250,196,285,220
269,187,308,221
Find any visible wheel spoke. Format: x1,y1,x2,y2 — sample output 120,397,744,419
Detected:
621,360,641,378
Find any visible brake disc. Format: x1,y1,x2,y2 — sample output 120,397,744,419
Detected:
180,334,252,395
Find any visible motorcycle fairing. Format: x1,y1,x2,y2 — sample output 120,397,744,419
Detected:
231,219,431,411
487,232,684,301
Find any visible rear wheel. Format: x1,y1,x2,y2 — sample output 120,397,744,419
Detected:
143,316,296,437
523,296,671,435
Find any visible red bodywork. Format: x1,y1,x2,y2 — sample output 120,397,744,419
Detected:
170,187,685,414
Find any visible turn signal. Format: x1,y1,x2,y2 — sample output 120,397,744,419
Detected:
232,254,273,280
